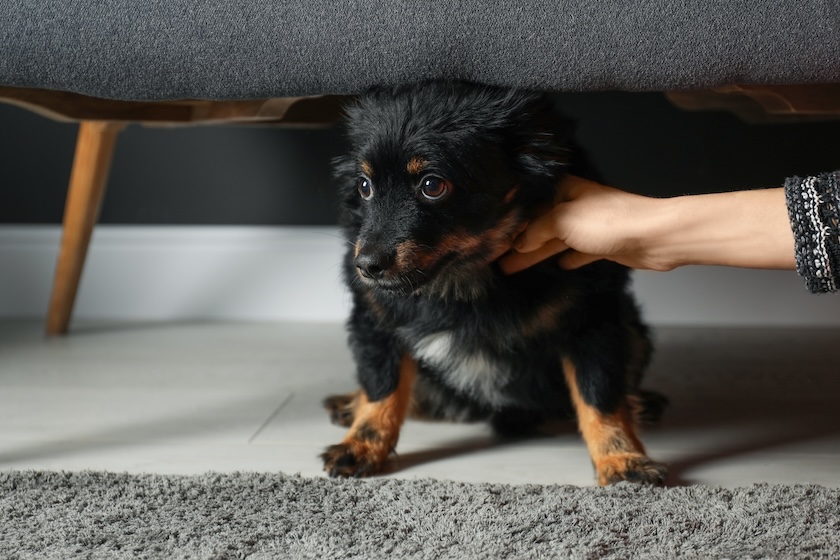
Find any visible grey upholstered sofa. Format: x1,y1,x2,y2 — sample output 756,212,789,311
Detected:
2,0,839,333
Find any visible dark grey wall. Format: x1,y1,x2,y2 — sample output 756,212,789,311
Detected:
0,106,348,225
2,92,839,225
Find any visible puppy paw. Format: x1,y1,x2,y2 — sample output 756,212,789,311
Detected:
320,441,388,478
322,392,359,427
596,453,667,486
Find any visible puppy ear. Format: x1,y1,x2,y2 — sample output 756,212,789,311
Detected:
514,132,571,179
332,154,357,187
510,98,572,180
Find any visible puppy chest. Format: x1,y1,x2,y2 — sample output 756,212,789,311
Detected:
410,331,514,408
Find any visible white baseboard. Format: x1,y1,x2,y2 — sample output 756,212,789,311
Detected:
1,225,838,326
0,225,352,323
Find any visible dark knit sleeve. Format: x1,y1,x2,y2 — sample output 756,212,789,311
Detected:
784,171,840,293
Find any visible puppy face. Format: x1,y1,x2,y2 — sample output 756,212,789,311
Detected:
338,82,568,298
349,136,523,298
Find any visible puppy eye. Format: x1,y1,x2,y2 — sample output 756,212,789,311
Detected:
357,177,373,200
419,176,452,201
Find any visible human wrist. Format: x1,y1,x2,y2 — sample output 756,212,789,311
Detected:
640,192,755,270
646,189,795,270
630,195,692,271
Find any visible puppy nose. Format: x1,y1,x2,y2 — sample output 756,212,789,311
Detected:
355,248,392,280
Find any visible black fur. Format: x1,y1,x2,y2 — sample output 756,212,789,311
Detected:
335,81,657,437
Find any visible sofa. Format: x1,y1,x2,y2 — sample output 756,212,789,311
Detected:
2,0,839,333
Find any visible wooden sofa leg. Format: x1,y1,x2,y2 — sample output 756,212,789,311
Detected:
46,121,125,336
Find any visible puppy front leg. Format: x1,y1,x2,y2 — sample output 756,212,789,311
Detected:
562,358,666,486
321,354,416,477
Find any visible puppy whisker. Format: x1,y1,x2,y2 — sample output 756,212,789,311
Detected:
312,230,355,248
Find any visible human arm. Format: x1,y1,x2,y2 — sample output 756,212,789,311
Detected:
499,175,797,274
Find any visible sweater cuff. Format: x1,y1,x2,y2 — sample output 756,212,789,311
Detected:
784,171,840,293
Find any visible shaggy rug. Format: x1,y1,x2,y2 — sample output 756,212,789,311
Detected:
1,471,838,559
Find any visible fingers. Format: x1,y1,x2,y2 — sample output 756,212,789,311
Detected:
512,176,596,253
512,209,566,254
498,238,568,275
498,175,617,274
557,250,602,270
499,245,604,275
515,176,604,252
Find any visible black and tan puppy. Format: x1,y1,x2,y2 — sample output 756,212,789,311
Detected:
322,81,666,486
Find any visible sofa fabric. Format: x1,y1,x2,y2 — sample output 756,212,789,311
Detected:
2,0,840,100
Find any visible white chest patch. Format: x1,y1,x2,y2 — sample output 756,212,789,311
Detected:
412,331,512,408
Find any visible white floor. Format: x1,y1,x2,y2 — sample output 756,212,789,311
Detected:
0,320,838,488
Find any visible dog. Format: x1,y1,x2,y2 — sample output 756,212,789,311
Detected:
321,81,667,486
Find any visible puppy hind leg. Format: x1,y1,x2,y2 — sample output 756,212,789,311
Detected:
562,358,667,486
634,389,670,425
323,389,363,427
321,354,417,477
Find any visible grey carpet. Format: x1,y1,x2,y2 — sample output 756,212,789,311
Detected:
1,471,838,559
3,1,840,100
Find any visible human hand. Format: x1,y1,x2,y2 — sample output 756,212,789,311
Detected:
499,175,673,274
499,175,796,275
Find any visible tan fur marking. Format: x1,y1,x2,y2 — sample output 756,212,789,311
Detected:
395,240,420,269
503,185,521,205
406,157,429,175
481,210,524,263
435,229,486,258
562,358,652,486
361,160,373,177
521,297,574,338
324,355,417,476
395,211,524,273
